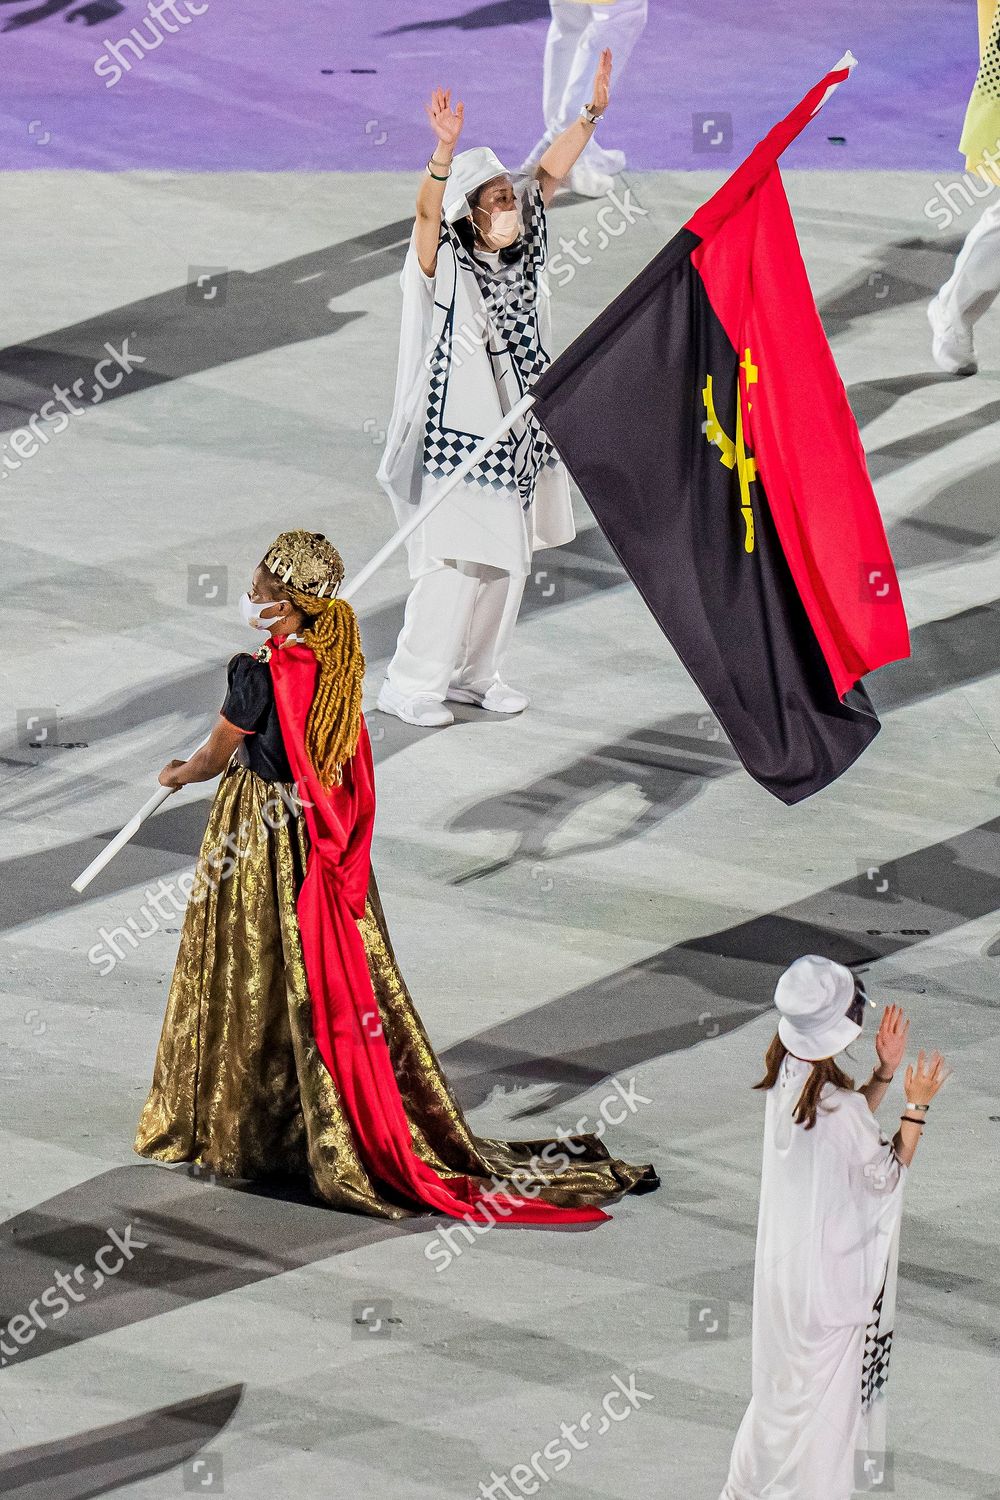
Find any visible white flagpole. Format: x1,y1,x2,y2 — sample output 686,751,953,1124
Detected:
341,393,535,602
71,394,536,894
72,785,176,893
811,50,858,116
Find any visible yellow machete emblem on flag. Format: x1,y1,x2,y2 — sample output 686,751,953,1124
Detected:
701,347,758,553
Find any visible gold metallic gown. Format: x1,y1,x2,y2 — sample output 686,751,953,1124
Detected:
135,764,657,1218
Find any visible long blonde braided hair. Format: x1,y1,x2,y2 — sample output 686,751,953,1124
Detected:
261,531,365,788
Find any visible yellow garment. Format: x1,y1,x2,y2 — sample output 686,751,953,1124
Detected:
961,0,1000,176
135,763,656,1217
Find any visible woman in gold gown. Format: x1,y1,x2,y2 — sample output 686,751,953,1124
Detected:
136,529,657,1223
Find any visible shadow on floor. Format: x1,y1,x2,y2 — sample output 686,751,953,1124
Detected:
450,711,739,883
817,233,964,341
380,0,549,36
0,1385,243,1500
0,1163,421,1372
0,220,412,437
441,810,1000,1113
846,371,957,431
444,594,1000,900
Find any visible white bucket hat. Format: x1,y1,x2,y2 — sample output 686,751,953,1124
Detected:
443,146,513,222
774,955,867,1061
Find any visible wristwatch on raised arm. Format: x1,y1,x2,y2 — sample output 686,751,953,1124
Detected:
580,103,604,126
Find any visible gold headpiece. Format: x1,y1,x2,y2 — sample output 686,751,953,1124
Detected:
262,530,345,599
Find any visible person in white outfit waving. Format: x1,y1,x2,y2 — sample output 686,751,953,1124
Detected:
719,957,950,1500
524,0,648,196
377,59,613,728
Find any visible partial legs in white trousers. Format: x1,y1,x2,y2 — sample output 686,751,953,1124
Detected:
929,196,1000,374
378,562,529,727
523,0,649,193
449,563,527,700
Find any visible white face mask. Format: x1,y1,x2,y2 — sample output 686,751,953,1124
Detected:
477,206,521,250
239,592,286,632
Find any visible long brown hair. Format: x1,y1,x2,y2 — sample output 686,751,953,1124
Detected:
286,587,364,788
258,531,364,789
754,1033,856,1130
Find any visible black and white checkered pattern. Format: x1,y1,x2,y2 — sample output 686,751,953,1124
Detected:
861,1286,893,1411
423,183,559,503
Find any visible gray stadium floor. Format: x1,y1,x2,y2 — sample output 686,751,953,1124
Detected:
1,170,998,1497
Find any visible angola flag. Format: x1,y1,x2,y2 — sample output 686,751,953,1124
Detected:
531,54,909,804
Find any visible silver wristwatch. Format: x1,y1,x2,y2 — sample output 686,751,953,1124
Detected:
580,104,604,126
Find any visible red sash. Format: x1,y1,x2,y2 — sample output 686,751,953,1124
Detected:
269,642,607,1224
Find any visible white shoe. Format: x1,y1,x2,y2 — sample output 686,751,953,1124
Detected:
587,143,626,175
928,296,977,375
376,682,454,728
447,681,529,714
566,162,616,198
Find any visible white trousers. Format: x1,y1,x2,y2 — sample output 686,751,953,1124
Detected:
543,0,649,157
385,562,528,703
937,196,1000,331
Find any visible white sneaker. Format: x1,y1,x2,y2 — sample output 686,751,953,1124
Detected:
928,296,977,375
587,143,626,175
376,682,454,727
566,161,616,198
447,681,529,714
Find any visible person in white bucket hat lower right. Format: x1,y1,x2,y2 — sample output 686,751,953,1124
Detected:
718,956,951,1500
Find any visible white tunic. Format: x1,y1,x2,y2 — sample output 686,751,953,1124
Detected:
376,180,575,579
721,1058,906,1500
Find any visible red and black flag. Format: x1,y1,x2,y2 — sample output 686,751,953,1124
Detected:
531,55,909,804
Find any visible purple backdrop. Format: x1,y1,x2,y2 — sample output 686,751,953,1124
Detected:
0,1,976,172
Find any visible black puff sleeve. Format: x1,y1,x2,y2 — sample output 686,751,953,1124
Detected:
220,653,272,733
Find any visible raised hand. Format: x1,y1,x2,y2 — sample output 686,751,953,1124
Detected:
589,47,613,116
425,86,464,151
904,1050,951,1107
875,1003,910,1076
